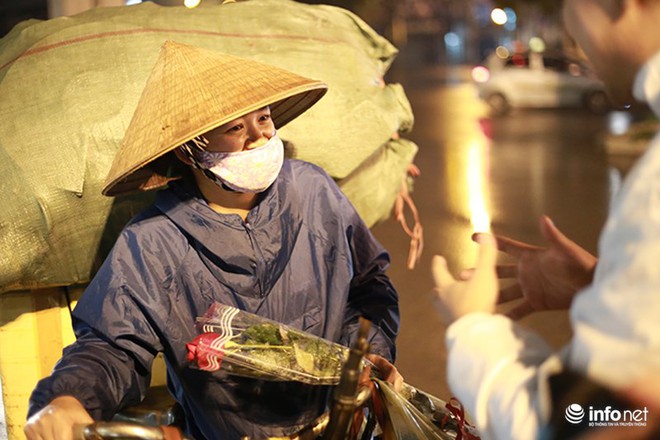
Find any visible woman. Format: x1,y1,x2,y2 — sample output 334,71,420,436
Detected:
25,41,401,440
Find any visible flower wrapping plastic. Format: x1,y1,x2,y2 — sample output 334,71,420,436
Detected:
186,303,351,384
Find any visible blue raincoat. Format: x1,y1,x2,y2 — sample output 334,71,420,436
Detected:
28,160,400,439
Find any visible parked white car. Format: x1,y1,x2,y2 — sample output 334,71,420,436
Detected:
472,52,611,115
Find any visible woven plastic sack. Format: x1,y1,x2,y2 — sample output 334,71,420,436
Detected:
0,0,417,294
337,138,418,227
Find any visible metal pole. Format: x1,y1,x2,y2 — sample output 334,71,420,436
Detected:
322,317,371,440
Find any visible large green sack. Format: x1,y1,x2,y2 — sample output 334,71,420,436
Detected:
338,138,418,228
0,0,417,294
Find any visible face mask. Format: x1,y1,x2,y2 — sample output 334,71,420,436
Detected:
180,133,284,193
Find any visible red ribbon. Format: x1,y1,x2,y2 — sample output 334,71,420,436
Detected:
185,332,225,371
440,397,480,440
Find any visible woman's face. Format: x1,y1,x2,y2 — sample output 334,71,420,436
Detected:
203,106,276,153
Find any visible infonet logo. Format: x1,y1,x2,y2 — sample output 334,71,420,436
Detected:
565,404,585,424
565,403,649,427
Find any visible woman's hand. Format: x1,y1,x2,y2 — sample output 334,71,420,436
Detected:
362,353,404,392
466,216,597,320
24,395,93,440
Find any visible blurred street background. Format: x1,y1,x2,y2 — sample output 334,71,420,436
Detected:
1,0,657,410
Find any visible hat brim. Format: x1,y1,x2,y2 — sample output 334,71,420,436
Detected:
102,84,327,196
101,41,328,197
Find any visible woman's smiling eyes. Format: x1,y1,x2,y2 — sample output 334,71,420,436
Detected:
224,112,271,134
225,124,243,133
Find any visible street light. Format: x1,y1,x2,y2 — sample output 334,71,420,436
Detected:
529,37,546,53
504,7,517,31
490,8,508,26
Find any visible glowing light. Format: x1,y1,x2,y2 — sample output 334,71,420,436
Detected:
467,140,491,233
444,32,460,48
495,46,510,59
504,7,517,23
491,8,508,25
608,111,633,135
125,0,142,4
442,85,492,244
529,37,546,53
184,0,201,8
471,66,491,83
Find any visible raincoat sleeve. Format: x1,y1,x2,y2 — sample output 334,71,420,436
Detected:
28,224,171,420
27,318,155,421
335,183,400,362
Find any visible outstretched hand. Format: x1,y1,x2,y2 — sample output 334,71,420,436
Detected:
432,233,499,326
464,216,597,320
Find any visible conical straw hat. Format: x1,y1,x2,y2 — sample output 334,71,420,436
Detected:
102,40,328,196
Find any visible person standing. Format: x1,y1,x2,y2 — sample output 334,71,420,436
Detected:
432,1,660,439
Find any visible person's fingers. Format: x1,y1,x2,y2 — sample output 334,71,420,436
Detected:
473,232,539,257
359,363,372,386
24,416,52,440
505,301,535,320
497,283,523,303
475,233,498,269
24,415,49,440
539,215,570,247
72,424,90,440
379,364,404,390
407,163,421,177
385,369,404,392
463,264,517,280
432,255,455,288
23,425,41,440
458,268,474,280
53,418,78,440
364,355,404,391
470,232,481,244
50,422,65,440
392,373,404,392
496,264,517,278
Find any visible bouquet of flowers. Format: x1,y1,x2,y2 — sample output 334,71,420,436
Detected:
186,303,351,385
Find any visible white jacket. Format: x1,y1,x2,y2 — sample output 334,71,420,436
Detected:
445,50,660,440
